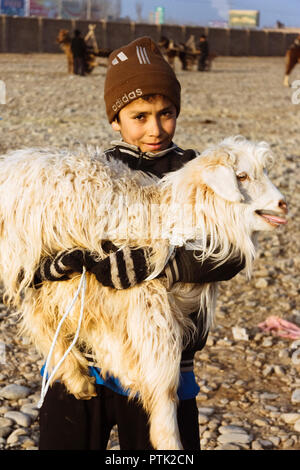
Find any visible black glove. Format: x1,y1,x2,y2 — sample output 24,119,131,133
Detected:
32,249,88,287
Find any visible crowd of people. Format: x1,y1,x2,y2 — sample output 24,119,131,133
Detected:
69,30,211,76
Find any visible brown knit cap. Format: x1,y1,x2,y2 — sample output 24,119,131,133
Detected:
104,36,181,123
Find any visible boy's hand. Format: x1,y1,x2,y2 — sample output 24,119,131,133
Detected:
32,249,89,287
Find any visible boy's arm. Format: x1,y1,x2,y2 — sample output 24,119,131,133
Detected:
32,245,245,289
32,247,152,290
165,246,245,286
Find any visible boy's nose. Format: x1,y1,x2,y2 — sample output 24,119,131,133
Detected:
148,118,162,137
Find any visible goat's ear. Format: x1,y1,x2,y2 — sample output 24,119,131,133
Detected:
201,165,243,202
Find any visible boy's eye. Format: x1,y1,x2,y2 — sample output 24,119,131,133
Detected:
162,109,174,117
134,114,145,121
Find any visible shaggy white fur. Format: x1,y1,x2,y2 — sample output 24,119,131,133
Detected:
0,136,287,449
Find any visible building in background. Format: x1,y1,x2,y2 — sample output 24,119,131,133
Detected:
60,0,85,19
30,0,58,17
229,10,260,29
149,6,165,25
155,6,164,24
0,0,26,16
0,0,122,20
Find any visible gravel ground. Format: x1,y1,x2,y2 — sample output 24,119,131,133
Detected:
0,53,299,451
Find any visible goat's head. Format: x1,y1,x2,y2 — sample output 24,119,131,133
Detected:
168,136,288,236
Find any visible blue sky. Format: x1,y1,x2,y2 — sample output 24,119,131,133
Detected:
121,0,300,28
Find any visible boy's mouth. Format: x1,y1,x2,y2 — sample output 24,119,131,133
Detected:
144,142,164,151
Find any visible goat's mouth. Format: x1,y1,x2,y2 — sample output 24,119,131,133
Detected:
255,210,288,226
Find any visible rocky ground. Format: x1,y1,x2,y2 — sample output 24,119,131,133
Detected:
0,53,299,451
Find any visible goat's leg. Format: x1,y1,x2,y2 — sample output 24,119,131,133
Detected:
50,345,96,399
148,392,183,450
38,334,96,399
284,52,297,87
283,74,290,87
20,304,96,400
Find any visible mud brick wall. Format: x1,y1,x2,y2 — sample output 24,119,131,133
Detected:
0,15,299,56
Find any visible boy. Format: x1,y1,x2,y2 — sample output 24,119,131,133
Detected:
37,37,244,450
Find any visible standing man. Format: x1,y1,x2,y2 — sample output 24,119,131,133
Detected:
71,30,87,76
197,34,209,71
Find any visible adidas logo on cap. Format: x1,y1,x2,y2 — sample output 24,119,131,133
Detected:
111,46,152,66
112,51,128,65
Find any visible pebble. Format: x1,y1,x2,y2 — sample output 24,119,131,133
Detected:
255,278,268,289
291,349,300,365
260,392,279,400
217,432,252,445
262,337,273,347
258,439,273,449
217,425,252,445
198,407,215,416
291,340,300,349
281,413,300,424
0,417,13,427
269,436,281,446
6,428,27,446
0,384,31,400
291,389,300,404
216,443,241,450
254,418,269,427
198,414,209,424
20,404,39,419
4,411,32,427
294,420,300,433
252,440,263,450
232,326,249,341
0,427,12,438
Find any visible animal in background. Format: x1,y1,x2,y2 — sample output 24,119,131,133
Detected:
283,34,300,87
56,27,111,75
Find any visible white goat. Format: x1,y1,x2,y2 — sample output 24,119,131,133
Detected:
0,136,287,450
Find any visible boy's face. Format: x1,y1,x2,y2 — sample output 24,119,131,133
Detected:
111,95,177,154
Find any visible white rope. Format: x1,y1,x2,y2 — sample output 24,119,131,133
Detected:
37,267,87,409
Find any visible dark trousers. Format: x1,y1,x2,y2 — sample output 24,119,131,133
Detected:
198,55,208,71
73,57,85,76
39,383,200,450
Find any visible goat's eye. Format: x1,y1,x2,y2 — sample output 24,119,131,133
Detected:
237,172,248,182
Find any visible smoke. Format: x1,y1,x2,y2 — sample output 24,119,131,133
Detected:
211,0,230,20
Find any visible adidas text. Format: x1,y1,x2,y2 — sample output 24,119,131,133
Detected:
112,89,143,112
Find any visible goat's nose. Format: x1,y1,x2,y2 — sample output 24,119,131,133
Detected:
278,199,288,214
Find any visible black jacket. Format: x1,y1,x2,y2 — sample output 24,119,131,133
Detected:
71,37,87,58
